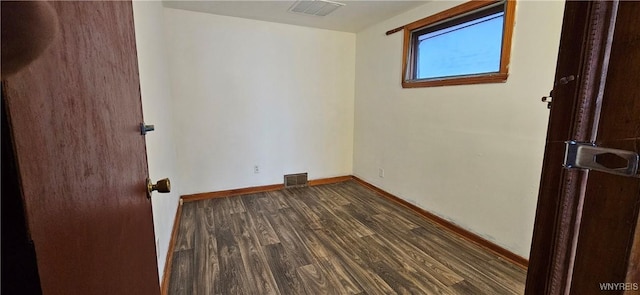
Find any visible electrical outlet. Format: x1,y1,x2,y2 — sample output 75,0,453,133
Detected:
254,165,260,174
378,168,385,178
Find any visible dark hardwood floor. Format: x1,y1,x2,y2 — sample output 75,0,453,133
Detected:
168,181,526,294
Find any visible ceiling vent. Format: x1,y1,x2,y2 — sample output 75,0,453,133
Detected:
288,0,346,17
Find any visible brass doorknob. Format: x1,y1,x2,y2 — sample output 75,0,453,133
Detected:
146,178,171,198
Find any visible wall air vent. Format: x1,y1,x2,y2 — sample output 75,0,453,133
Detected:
288,0,345,17
284,173,308,188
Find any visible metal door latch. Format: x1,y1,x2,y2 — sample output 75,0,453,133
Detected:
140,123,155,135
563,141,639,177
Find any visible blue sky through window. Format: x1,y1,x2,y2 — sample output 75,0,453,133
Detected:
416,12,504,79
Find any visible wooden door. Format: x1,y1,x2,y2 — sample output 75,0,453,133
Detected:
2,2,160,294
526,1,640,294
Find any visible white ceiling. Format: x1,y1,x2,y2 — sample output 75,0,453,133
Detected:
162,0,428,33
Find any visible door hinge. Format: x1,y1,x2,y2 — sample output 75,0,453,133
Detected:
541,90,553,109
563,141,639,177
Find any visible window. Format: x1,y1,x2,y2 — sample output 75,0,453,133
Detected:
402,0,516,88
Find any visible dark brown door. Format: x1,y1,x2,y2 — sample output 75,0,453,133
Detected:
526,1,640,295
2,2,160,294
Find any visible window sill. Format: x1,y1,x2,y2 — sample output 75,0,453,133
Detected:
402,72,508,88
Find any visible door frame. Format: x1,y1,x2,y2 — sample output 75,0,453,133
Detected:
525,1,637,294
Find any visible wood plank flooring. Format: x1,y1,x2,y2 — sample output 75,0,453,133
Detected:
168,181,526,295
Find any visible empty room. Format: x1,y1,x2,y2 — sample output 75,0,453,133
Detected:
3,1,639,294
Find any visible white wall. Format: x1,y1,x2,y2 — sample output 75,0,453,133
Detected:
135,0,563,271
353,1,565,257
163,8,356,195
132,1,182,282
